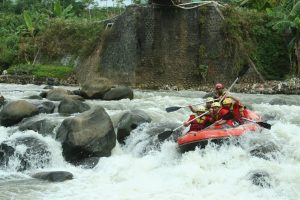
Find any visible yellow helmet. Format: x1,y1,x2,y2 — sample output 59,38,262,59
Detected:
206,97,214,103
211,102,221,108
194,105,206,112
223,98,233,105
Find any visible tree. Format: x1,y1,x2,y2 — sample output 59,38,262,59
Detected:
270,1,300,76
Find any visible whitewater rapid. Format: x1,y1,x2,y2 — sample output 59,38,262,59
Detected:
0,83,299,200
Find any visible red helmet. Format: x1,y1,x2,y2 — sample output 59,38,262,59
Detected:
215,83,224,89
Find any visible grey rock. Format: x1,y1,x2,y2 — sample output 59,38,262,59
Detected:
117,110,151,144
58,97,90,114
248,170,272,188
19,119,57,136
103,86,134,100
56,106,116,166
0,137,51,171
0,100,39,127
32,171,73,182
37,101,56,114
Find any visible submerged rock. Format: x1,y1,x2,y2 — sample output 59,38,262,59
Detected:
248,170,272,188
19,119,57,136
269,98,287,105
0,137,51,171
37,101,56,114
116,110,151,144
32,171,73,182
249,142,279,160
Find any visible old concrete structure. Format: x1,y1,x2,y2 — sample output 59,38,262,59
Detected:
76,4,262,89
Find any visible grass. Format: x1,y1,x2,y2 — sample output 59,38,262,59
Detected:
7,64,73,79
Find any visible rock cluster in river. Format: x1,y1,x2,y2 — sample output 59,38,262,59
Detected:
0,85,136,172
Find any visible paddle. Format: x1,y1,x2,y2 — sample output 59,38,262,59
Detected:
165,101,204,113
158,111,209,142
242,117,271,129
218,64,250,102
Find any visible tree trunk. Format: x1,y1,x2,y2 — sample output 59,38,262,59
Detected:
295,39,300,77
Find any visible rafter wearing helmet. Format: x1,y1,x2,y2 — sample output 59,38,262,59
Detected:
184,105,212,132
209,101,234,129
222,97,245,123
214,83,226,101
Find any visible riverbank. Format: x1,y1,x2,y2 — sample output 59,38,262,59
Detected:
0,75,300,95
146,78,300,95
0,74,78,86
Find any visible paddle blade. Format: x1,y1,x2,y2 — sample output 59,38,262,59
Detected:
165,106,182,112
257,122,272,129
238,64,250,78
158,130,173,141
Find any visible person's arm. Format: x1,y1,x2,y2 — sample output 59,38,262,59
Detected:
184,115,195,126
226,95,243,105
188,105,196,113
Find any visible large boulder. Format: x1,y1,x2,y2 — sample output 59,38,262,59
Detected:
0,100,39,127
0,137,51,171
81,77,113,99
56,106,116,166
102,86,134,100
32,171,73,182
116,110,152,144
58,97,90,114
19,119,57,136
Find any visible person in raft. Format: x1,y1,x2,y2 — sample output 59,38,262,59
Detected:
205,97,215,110
221,97,245,124
188,97,215,113
183,105,212,132
214,83,226,101
209,102,235,129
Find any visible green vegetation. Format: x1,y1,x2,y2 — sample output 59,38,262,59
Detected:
222,7,290,80
0,0,124,80
7,64,73,78
219,0,300,79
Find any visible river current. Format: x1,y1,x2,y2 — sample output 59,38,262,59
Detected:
0,83,299,200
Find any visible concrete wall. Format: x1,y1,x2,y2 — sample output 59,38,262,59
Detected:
77,4,262,89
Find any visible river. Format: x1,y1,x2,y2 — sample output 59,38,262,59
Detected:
0,83,299,200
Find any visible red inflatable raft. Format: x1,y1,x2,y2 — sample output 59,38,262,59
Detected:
177,109,262,153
